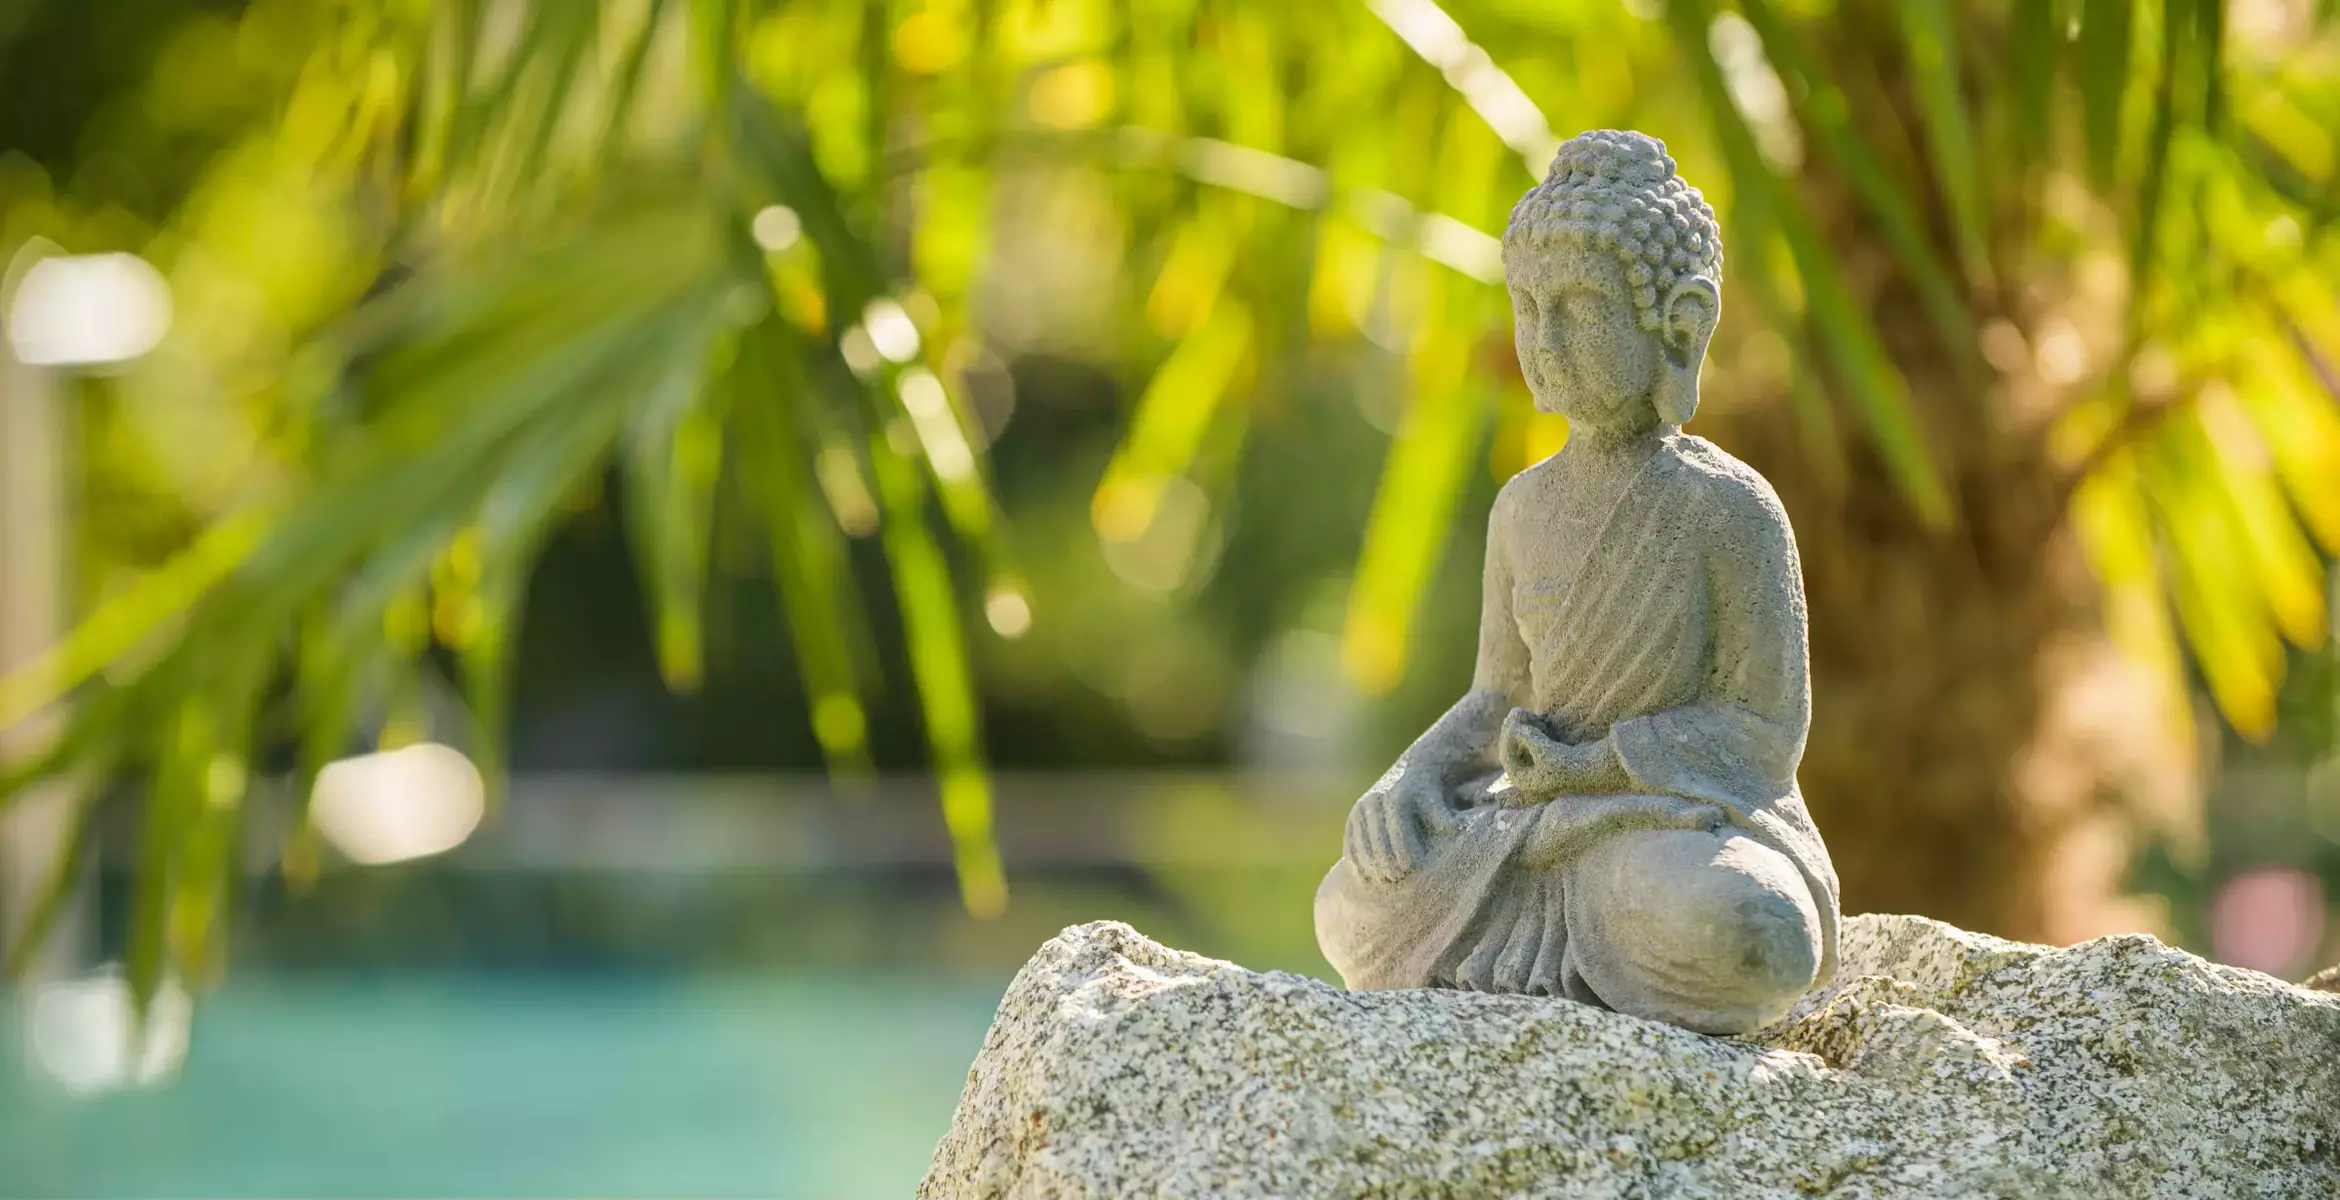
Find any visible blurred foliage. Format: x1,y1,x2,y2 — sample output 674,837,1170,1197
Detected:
2,0,2339,1009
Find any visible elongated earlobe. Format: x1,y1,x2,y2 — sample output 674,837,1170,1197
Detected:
1654,277,1720,425
1655,365,1700,425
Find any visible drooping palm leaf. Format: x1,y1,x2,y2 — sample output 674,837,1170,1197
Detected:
7,0,2340,991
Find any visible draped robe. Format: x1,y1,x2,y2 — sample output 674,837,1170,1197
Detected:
1316,436,1841,1002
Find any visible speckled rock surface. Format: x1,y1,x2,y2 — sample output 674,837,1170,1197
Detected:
920,915,2340,1198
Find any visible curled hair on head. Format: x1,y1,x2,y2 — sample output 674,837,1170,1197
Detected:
1503,130,1724,333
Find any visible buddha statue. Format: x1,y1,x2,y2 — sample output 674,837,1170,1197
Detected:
1315,130,1841,1036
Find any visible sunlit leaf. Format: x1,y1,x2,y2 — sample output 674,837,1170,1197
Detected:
2144,425,2285,737
596,0,673,164
2195,390,2323,648
2009,0,2057,167
727,82,1010,912
1728,213,1847,493
1737,0,1980,376
622,337,728,694
1670,0,1953,527
733,318,874,770
731,89,888,311
19,0,2340,994
462,378,639,789
2198,0,2227,130
2070,457,2196,759
0,512,268,732
1092,299,1252,541
866,425,1006,918
1895,0,1992,285
2237,328,2340,554
1342,272,1494,694
507,0,598,188
2129,0,2188,315
2081,0,2136,188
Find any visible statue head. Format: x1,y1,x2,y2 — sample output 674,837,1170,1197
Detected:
1502,130,1723,439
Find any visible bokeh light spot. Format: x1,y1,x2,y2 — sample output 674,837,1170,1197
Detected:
985,584,1032,639
892,11,966,75
750,205,801,251
1027,60,1115,130
311,743,487,866
6,253,172,367
863,298,921,363
28,970,191,1096
1100,476,1214,594
2209,865,2325,978
812,693,868,753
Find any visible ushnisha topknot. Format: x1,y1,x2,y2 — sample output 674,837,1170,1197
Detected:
1503,130,1724,333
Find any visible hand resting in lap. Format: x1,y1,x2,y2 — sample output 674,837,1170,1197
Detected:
1342,764,1459,883
1498,708,1723,869
1343,708,1720,883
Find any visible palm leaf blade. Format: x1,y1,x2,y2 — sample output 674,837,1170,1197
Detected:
1669,0,1953,527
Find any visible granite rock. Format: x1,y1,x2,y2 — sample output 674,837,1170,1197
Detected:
921,915,2340,1198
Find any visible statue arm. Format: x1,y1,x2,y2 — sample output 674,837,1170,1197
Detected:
1478,515,1631,801
1342,501,1523,877
1343,693,1507,879
1687,475,1809,774
1511,476,1805,867
1608,476,1810,809
1468,485,1636,802
1706,480,1811,741
1469,494,1531,705
1409,500,1528,790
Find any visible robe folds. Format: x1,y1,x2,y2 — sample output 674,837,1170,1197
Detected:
1317,437,1842,1000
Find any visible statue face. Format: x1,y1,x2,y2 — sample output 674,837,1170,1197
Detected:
1507,242,1663,433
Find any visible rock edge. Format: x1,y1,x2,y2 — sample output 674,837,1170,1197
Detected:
922,914,2340,1198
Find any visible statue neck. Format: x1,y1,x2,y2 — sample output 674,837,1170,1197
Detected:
1567,419,1678,459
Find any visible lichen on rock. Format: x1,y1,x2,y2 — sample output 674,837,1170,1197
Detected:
921,914,2340,1198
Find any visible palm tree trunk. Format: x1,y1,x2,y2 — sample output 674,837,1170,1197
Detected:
1705,219,2182,945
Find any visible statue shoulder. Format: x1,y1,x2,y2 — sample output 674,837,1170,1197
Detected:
1491,452,1568,525
1664,436,1795,540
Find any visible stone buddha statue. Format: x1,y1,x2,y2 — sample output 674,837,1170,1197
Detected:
1315,130,1841,1036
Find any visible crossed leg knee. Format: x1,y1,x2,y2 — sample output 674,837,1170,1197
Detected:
1565,828,1822,1035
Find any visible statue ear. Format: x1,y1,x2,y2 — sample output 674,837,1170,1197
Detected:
1655,275,1719,425
1660,276,1720,362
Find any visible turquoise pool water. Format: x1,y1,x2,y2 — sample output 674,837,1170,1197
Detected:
0,973,1007,1198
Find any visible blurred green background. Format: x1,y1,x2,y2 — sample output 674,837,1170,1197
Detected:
1,0,2338,1195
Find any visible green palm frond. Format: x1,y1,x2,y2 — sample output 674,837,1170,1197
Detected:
1667,0,1957,527
5,0,2340,1005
